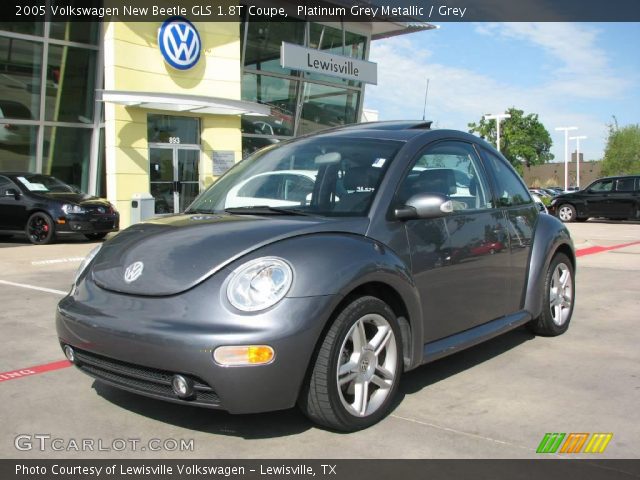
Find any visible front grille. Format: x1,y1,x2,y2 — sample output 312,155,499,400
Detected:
71,347,220,407
84,205,115,215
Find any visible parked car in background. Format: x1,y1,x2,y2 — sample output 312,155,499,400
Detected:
0,101,33,147
57,122,575,432
531,193,548,214
0,172,119,244
549,175,640,222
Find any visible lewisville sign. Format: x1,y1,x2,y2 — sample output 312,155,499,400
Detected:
280,42,378,84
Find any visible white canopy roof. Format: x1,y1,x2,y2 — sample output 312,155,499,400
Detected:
98,90,271,116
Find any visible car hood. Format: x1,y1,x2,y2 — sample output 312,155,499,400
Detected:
37,192,111,206
91,213,369,296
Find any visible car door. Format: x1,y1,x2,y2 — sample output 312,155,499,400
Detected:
608,177,637,218
0,176,28,230
584,179,614,217
480,149,537,313
397,140,511,343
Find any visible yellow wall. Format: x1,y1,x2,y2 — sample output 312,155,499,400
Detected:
103,21,242,227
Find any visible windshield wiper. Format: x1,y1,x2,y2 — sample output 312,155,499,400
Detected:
224,206,312,216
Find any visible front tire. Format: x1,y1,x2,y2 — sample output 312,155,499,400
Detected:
528,253,575,336
299,296,403,431
557,204,576,222
26,212,56,245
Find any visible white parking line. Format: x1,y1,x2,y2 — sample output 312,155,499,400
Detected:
0,280,67,296
31,257,85,266
390,413,540,454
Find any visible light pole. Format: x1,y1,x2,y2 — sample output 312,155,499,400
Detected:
569,135,587,189
484,113,511,152
555,126,578,190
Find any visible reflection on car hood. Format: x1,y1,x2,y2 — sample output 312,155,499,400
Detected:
91,213,369,296
37,192,111,206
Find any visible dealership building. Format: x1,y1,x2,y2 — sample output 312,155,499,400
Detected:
0,8,432,227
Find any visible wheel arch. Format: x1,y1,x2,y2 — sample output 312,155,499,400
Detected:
524,214,576,319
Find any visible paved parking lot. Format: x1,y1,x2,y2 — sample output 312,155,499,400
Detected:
1,220,639,459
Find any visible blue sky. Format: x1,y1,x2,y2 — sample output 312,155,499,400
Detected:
365,23,640,162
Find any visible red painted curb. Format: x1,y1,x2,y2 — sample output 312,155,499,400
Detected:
0,360,71,383
576,240,640,257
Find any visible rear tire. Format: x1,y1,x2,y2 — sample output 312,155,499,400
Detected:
26,212,56,245
528,253,575,336
299,296,403,431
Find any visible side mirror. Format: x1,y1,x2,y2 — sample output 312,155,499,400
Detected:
394,193,454,220
5,188,20,198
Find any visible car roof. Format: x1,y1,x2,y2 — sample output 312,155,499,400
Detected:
303,121,486,145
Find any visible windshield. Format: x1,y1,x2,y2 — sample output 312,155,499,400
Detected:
187,136,404,217
16,175,75,193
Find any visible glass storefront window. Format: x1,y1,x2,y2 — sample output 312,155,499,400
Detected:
45,44,96,123
42,126,92,192
0,37,42,119
243,21,305,75
298,83,359,135
0,23,43,36
0,124,38,172
242,73,298,136
147,115,200,144
50,22,99,45
306,25,367,87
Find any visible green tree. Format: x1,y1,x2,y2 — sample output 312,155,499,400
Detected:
468,107,554,174
601,119,640,176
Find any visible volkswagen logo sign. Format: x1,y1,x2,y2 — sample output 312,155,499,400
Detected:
123,261,144,283
158,16,201,70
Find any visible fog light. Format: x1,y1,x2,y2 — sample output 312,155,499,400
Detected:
171,374,194,399
63,345,75,363
213,345,275,366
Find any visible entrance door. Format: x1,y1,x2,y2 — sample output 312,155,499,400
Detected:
149,145,200,214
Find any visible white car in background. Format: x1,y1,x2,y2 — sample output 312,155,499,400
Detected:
225,170,317,208
0,101,33,146
531,193,548,214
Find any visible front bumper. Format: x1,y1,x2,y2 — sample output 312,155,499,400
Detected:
56,275,337,414
56,213,119,234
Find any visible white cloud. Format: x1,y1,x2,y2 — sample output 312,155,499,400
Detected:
365,24,633,161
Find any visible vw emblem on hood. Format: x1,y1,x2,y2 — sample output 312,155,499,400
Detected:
158,16,201,70
124,261,144,283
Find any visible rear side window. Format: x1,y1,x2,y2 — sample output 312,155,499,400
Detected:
481,149,532,207
615,178,635,192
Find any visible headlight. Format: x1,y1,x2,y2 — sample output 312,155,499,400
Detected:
227,257,293,312
62,203,86,214
74,244,102,285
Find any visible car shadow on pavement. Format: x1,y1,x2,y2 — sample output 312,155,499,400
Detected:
397,327,534,397
92,381,313,438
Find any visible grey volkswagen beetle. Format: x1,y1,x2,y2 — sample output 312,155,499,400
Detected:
56,121,575,431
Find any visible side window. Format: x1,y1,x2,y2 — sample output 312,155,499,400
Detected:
0,176,12,195
397,140,493,211
590,180,613,192
615,178,635,192
482,149,532,207
282,175,314,202
238,174,283,199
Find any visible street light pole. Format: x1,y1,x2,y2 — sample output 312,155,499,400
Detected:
569,135,587,189
555,126,578,190
484,113,511,152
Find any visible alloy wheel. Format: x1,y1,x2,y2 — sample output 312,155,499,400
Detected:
336,313,398,417
549,262,573,326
